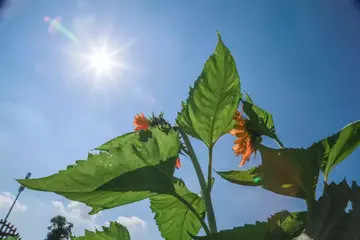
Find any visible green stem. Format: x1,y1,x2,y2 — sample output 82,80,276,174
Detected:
174,193,211,235
208,146,213,193
179,129,218,234
273,136,285,149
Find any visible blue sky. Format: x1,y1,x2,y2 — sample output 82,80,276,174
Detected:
0,0,360,239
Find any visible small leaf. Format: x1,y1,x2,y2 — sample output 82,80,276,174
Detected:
72,222,130,240
193,210,306,240
216,167,262,187
18,127,180,214
310,121,360,180
176,32,241,147
218,145,321,200
150,178,206,240
192,222,268,240
242,97,278,140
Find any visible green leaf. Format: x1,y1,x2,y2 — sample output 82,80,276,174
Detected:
18,127,180,214
176,32,241,147
216,167,262,187
244,91,253,104
310,121,360,180
218,145,321,200
3,237,20,240
295,180,360,240
95,132,140,152
193,210,306,240
72,222,130,240
242,97,279,141
150,178,206,240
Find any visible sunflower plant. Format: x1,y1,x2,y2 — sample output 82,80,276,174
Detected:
16,33,360,240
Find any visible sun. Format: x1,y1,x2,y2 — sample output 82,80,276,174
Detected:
81,40,125,79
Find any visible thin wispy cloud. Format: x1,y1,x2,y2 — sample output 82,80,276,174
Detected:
104,216,148,239
0,192,28,212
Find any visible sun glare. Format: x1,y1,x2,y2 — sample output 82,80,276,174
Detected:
81,39,126,80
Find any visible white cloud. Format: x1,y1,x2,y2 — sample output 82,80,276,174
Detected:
52,200,101,230
105,216,147,236
0,192,28,212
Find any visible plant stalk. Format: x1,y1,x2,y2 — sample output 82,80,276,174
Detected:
273,136,285,149
179,129,218,234
208,146,213,193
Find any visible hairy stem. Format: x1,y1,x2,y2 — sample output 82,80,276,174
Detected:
179,129,217,234
208,146,213,193
273,136,285,149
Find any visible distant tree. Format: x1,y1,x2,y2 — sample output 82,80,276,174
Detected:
45,215,74,240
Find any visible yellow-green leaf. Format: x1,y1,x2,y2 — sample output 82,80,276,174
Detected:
18,127,180,214
150,178,206,240
176,33,241,147
72,222,130,240
310,120,360,180
193,211,306,240
216,167,262,187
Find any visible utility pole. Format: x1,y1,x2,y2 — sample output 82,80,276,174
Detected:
3,172,31,222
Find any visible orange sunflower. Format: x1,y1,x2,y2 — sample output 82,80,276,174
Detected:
133,112,150,131
229,110,255,167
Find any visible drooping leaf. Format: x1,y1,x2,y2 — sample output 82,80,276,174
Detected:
294,180,360,240
18,127,180,214
150,178,206,240
257,145,320,200
242,96,279,141
310,121,360,180
72,222,130,240
216,167,262,187
193,210,306,240
176,32,241,147
217,145,321,200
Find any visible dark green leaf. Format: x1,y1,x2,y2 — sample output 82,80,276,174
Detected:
257,145,320,200
176,32,241,147
218,145,321,200
150,178,206,240
295,180,360,240
18,127,180,214
72,222,130,240
310,121,360,180
193,210,306,240
242,98,278,141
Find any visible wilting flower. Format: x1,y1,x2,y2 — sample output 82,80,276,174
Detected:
175,158,182,169
229,110,255,167
133,112,150,131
